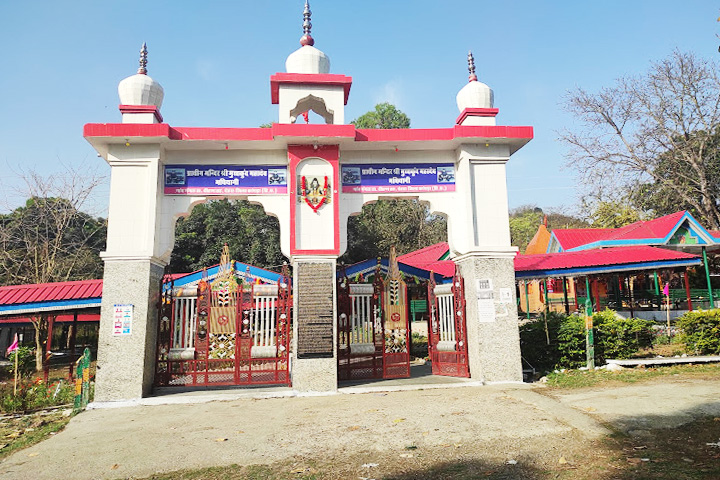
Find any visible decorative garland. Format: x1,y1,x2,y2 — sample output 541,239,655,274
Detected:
301,175,329,213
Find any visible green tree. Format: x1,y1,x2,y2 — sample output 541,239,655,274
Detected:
509,206,543,253
170,199,286,273
562,51,720,230
510,206,588,253
341,199,447,264
351,102,410,129
583,197,643,228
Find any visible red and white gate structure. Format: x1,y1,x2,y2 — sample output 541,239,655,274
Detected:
155,249,291,387
427,266,470,377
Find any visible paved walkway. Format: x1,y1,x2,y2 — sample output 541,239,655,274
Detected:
1,377,719,480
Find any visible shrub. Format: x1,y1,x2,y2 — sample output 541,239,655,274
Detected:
556,314,588,369
677,309,720,355
0,377,75,414
519,312,564,371
520,309,655,371
5,347,36,378
594,310,654,360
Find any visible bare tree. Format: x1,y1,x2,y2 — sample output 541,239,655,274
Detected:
0,164,107,369
561,51,720,229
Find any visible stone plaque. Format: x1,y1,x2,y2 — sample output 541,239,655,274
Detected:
296,262,334,358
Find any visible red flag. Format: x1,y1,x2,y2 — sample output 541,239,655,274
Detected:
302,111,309,124
663,282,670,296
6,334,18,356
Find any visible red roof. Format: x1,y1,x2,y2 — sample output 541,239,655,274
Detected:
398,243,455,277
515,246,700,273
552,229,613,250
709,230,720,239
398,242,449,264
552,211,691,251
0,279,103,306
604,211,686,242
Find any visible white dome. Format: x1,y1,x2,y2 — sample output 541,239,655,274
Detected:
285,45,330,74
118,73,164,107
456,80,493,112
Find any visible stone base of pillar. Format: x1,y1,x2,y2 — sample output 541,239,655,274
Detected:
291,258,338,393
455,253,523,383
94,260,164,402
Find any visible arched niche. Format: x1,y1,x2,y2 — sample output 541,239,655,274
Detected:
289,94,335,124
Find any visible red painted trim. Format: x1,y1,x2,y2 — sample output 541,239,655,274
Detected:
455,108,499,125
355,125,534,142
288,145,340,256
84,124,534,143
270,73,353,105
83,123,182,140
177,127,273,141
119,104,164,123
271,123,356,138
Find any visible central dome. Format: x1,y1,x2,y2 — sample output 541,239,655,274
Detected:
285,45,330,74
285,1,330,74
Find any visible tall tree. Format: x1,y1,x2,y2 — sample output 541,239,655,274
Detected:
561,51,720,229
170,199,286,273
341,199,447,264
351,102,411,129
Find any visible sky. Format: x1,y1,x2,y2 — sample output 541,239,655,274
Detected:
0,1,718,217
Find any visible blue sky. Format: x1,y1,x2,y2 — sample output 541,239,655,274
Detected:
0,1,717,216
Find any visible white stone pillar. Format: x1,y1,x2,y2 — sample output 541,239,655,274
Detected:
94,144,166,402
448,144,522,383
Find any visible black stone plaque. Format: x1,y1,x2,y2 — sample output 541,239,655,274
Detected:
296,262,335,358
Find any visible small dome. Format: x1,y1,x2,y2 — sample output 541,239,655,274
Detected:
118,73,164,107
118,43,164,107
456,80,493,112
285,45,330,74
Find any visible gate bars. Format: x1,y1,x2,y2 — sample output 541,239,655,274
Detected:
154,264,292,388
427,266,470,377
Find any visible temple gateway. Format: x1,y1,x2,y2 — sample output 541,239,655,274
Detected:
84,2,533,403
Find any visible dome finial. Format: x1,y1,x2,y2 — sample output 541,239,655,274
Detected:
467,50,477,82
300,1,315,46
138,42,148,75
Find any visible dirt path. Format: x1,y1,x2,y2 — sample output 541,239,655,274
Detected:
1,379,719,480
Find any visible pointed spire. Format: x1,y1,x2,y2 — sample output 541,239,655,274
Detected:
137,42,148,75
300,1,315,46
467,50,477,82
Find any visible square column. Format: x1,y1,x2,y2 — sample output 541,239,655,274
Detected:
291,256,337,393
455,251,523,383
94,258,164,402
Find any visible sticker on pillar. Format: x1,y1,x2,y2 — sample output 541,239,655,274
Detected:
113,304,133,335
477,279,496,323
499,288,513,304
300,176,330,212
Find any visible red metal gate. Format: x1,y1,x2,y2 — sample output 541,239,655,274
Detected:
337,263,384,380
155,262,291,388
427,266,469,377
337,250,411,381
